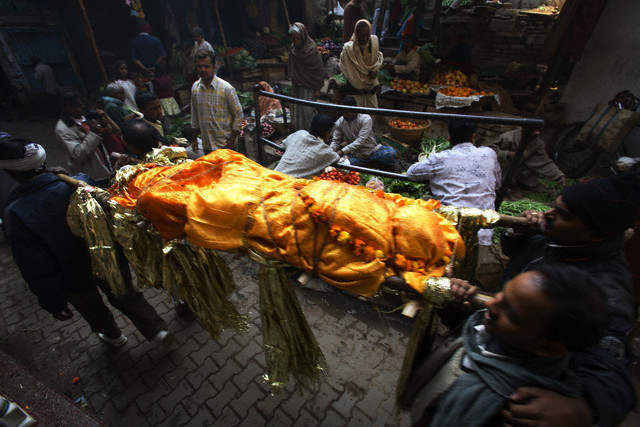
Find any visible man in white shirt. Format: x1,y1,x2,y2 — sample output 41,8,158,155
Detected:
406,120,501,246
329,96,397,168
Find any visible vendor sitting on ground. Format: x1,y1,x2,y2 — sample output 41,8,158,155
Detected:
408,263,609,426
329,96,397,168
385,35,420,81
274,114,339,178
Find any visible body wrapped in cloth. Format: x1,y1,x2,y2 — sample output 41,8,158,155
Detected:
110,149,465,297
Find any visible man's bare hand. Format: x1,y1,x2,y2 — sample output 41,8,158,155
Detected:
521,210,545,232
502,387,592,427
449,278,478,311
191,139,199,154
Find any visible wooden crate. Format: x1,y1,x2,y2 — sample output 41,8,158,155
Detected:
260,63,285,82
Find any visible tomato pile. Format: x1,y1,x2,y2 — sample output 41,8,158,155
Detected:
261,122,275,137
318,168,361,185
390,119,422,129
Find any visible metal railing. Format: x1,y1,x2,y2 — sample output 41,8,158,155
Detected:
251,84,545,207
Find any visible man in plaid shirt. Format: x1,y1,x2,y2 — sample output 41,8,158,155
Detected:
190,51,243,156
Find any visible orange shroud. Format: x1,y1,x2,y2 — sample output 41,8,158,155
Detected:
110,150,465,296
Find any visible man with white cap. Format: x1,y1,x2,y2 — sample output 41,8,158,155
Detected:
0,134,171,348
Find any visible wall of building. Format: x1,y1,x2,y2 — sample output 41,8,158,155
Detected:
560,0,640,123
438,6,556,70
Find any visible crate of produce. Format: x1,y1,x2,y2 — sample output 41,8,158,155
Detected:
388,117,431,144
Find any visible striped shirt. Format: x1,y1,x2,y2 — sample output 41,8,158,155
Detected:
191,76,243,150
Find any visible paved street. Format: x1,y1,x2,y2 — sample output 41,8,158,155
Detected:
0,119,639,426
0,233,414,426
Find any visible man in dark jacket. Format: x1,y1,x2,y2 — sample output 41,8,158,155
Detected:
0,135,171,348
498,173,639,427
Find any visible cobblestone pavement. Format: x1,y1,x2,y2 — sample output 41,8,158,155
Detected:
1,119,639,426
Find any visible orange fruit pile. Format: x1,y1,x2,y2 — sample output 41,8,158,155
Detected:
430,69,469,86
438,86,493,97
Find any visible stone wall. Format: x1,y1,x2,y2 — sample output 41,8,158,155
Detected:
438,6,557,70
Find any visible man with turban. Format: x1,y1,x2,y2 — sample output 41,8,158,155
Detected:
339,19,384,108
496,173,640,427
0,135,171,349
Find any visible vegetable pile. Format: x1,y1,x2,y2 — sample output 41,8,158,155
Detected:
417,44,437,68
430,69,469,86
261,122,275,137
229,49,257,69
390,119,423,129
419,136,450,160
438,86,493,97
316,168,361,185
389,79,429,94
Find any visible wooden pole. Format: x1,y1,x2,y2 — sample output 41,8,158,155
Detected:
282,0,291,28
77,0,108,85
212,0,235,83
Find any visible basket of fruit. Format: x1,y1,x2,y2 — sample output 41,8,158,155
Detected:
389,117,431,144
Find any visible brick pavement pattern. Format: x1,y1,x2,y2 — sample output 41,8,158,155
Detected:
0,231,413,426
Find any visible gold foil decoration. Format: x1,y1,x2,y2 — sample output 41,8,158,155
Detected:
251,249,327,395
435,206,501,283
420,277,452,308
162,240,248,340
109,201,164,288
147,146,190,165
66,186,127,296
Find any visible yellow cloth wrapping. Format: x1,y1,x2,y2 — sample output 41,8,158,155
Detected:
110,150,465,297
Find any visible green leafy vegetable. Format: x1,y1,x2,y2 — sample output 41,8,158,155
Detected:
333,73,346,84
237,91,254,109
417,44,436,68
420,136,450,158
493,199,551,244
166,114,191,140
378,69,393,86
360,173,432,199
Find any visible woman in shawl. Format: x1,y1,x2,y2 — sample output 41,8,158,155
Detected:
339,19,384,108
287,22,324,131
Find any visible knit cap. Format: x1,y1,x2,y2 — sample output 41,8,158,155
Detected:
561,173,640,237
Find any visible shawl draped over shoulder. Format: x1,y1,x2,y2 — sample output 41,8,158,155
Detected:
287,23,325,91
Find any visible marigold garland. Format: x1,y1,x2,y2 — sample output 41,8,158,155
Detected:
299,189,446,275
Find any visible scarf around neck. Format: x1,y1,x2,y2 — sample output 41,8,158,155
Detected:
429,311,581,427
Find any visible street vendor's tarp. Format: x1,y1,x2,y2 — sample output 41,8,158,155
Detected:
110,150,464,297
